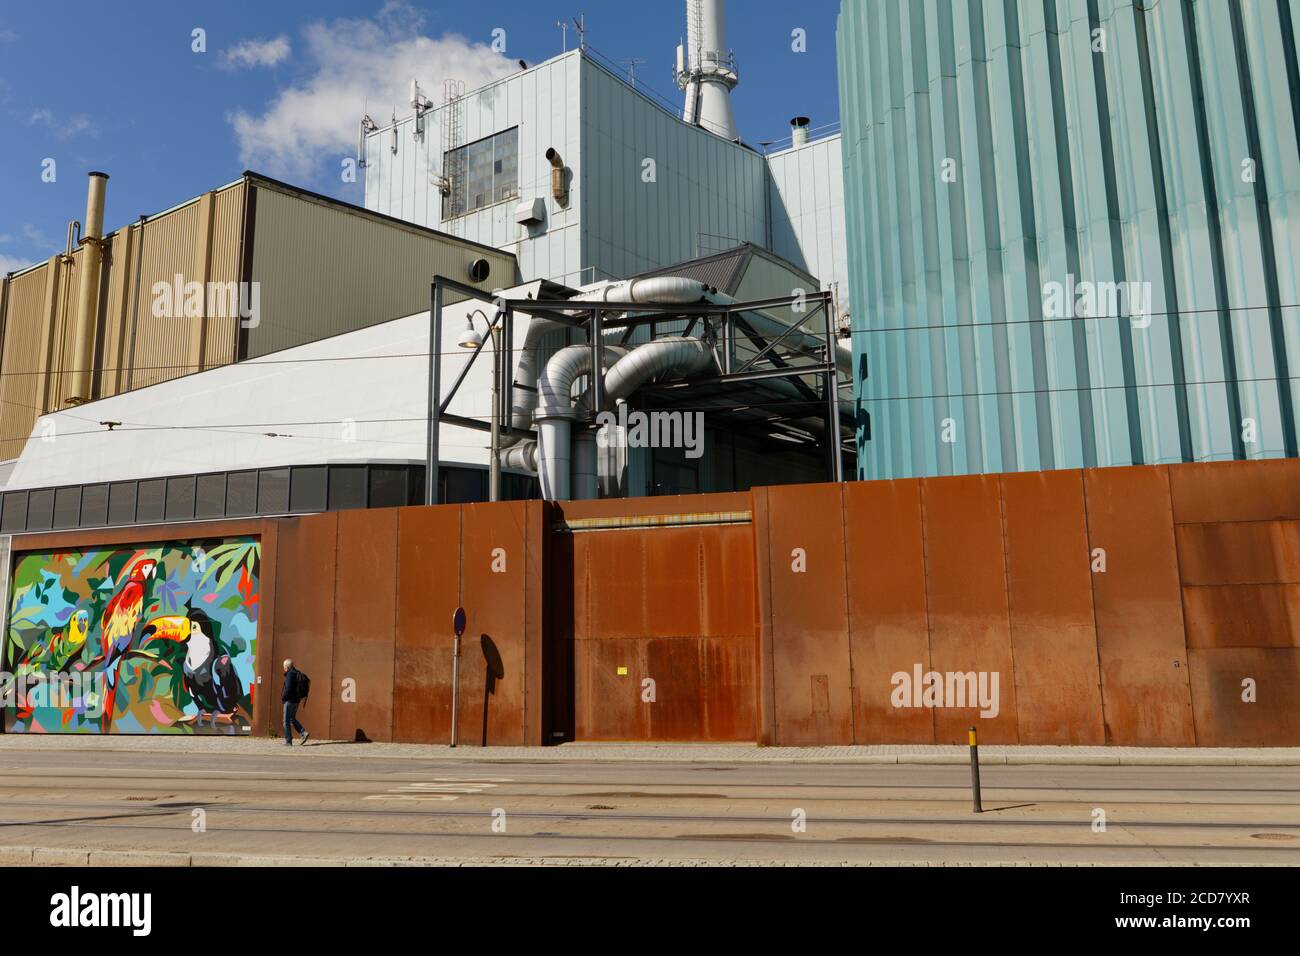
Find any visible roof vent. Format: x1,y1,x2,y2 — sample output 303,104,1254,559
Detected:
790,116,811,147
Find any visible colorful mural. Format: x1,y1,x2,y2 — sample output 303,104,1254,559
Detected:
3,537,260,734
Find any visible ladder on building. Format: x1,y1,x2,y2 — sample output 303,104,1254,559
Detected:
441,79,467,227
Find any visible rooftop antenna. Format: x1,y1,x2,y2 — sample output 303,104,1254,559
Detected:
410,79,434,141
572,14,586,52
620,57,647,88
357,112,378,167
556,20,568,52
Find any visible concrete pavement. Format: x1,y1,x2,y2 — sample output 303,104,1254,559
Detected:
0,742,1297,866
0,734,1297,765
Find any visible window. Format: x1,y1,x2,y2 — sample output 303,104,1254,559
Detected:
442,127,518,220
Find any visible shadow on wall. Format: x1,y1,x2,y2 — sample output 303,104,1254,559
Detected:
481,633,504,746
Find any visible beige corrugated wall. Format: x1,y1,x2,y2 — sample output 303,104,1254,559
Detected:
0,182,247,461
0,175,518,463
245,182,517,357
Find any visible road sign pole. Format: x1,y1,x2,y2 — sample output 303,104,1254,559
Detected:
451,607,466,749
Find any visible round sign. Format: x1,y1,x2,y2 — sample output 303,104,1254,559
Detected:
452,606,466,637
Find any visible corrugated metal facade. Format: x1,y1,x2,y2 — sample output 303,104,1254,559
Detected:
0,182,246,460
245,179,516,357
364,53,585,285
838,0,1300,481
363,51,809,292
766,134,851,317
578,56,768,279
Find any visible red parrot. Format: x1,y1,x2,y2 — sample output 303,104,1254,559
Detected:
98,556,158,731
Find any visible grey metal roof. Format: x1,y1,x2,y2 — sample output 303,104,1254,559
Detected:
630,244,754,295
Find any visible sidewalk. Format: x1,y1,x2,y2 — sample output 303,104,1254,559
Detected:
0,734,1296,766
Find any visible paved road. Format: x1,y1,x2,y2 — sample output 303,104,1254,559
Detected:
1,748,1297,865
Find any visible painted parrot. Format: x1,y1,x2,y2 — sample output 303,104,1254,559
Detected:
99,556,158,730
141,608,244,726
45,609,91,674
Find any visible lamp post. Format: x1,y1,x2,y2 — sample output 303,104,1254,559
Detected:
458,310,502,503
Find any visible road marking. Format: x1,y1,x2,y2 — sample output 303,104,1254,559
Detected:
363,777,511,802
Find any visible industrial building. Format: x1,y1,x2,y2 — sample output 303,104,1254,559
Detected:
0,171,515,465
0,0,855,523
361,8,850,317
2,0,1297,749
839,0,1300,480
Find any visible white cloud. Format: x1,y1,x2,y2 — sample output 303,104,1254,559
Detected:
223,36,291,69
229,1,514,183
28,108,95,138
0,253,36,274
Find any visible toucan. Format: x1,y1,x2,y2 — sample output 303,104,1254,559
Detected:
141,608,244,726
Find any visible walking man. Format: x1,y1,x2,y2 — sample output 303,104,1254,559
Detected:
282,658,310,746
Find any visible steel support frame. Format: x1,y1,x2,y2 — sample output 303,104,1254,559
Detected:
429,278,844,503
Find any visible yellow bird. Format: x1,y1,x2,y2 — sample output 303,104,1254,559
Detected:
46,609,91,673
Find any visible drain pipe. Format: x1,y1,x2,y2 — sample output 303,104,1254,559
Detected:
68,172,108,404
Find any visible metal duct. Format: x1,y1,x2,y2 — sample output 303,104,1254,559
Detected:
544,147,568,206
567,275,709,305
501,274,711,457
603,337,715,403
499,440,538,474
535,344,626,500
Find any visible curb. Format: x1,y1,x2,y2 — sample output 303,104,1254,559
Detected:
0,742,1297,767
0,845,1239,867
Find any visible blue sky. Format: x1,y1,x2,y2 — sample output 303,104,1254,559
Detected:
0,0,842,273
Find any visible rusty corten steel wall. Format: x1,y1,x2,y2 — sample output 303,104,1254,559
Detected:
1082,467,1196,745
271,513,339,740
747,459,1300,747
392,505,462,743
753,484,853,745
558,493,757,742
330,509,398,743
919,475,1019,744
843,479,933,743
10,458,1297,746
1001,471,1105,745
1171,460,1300,746
269,501,545,746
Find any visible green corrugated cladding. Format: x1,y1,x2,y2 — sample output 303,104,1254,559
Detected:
837,0,1300,480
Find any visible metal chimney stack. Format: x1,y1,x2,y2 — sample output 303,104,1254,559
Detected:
675,0,739,141
68,171,108,405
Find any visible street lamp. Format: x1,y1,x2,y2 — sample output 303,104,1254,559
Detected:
459,309,501,502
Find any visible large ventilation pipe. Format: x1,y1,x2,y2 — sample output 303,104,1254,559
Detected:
534,344,627,500
675,0,740,140
68,171,108,404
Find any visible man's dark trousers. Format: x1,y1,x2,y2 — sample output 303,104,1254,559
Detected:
284,700,305,743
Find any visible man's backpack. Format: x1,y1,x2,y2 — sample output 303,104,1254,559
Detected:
296,670,311,702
